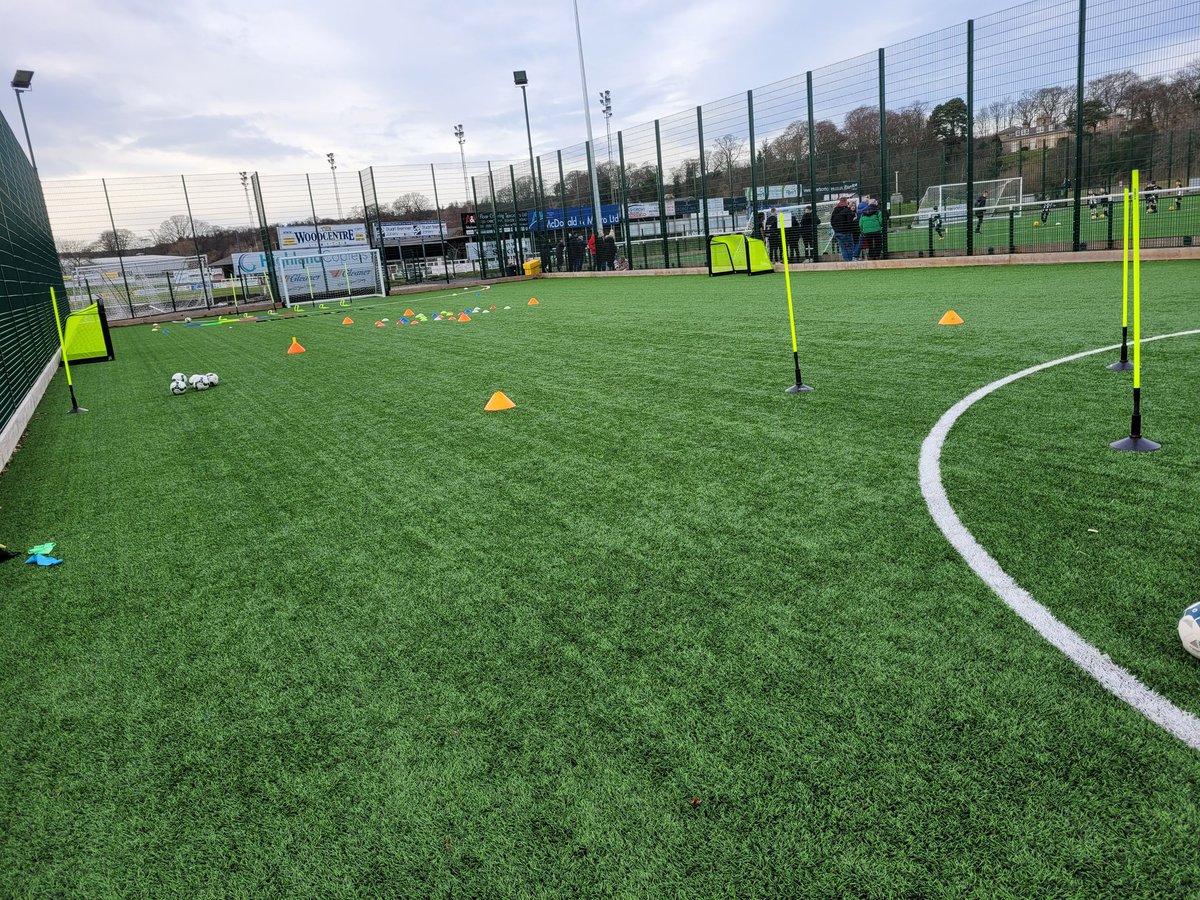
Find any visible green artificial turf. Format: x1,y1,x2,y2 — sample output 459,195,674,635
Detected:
2,265,1199,896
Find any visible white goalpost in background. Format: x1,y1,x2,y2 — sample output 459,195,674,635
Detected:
916,177,1024,225
279,249,385,308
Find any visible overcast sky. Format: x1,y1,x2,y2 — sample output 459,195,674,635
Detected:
1,0,1025,184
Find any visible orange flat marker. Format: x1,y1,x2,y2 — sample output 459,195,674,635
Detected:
528,298,539,305
375,321,385,327
288,336,306,354
458,313,471,322
484,391,516,411
938,310,964,325
404,308,415,316
342,316,353,325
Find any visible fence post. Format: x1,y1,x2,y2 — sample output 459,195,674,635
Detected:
536,157,550,270
1187,129,1193,184
471,177,487,279
100,178,134,315
806,72,817,258
509,165,524,268
558,150,568,270
251,174,281,308
165,272,177,313
305,174,329,294
748,89,759,238
1008,208,1016,254
617,134,632,266
487,163,503,276
966,19,975,256
654,119,669,268
697,107,710,243
367,166,392,293
181,175,213,309
1072,0,1086,251
431,164,450,284
585,140,598,268
878,47,888,259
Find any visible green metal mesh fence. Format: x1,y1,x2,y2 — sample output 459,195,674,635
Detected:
0,110,66,439
29,0,1200,297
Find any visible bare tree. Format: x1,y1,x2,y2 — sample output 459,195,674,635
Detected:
842,106,881,152
391,192,432,218
1087,71,1140,119
977,99,1012,135
711,134,746,197
93,229,138,253
153,214,210,244
1012,91,1039,128
1031,86,1073,125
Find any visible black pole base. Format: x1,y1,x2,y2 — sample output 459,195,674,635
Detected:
66,406,88,415
785,383,815,394
1106,359,1133,371
1109,435,1160,452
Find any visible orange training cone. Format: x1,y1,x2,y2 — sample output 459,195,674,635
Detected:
528,298,539,305
288,336,306,354
484,391,516,411
375,321,385,327
458,313,471,322
404,309,415,317
938,310,964,325
342,316,353,325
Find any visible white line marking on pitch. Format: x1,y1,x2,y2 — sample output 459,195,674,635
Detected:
919,329,1200,749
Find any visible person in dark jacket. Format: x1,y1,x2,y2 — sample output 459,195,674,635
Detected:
601,229,617,271
764,210,781,263
799,206,819,260
786,213,801,262
974,191,989,233
830,198,857,261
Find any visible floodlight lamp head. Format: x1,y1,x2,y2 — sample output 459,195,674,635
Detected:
11,70,33,91
513,70,528,86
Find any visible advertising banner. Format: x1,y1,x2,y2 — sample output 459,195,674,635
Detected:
277,223,368,250
527,204,621,231
381,221,445,240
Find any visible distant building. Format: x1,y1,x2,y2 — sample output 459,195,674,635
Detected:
998,112,1128,153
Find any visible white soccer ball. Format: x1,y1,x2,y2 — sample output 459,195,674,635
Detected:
170,380,187,395
188,374,203,386
184,317,192,323
205,373,219,386
172,372,185,382
195,379,210,391
1178,604,1200,659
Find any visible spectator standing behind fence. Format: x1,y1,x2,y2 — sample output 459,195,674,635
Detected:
567,232,584,271
587,232,597,268
601,228,617,271
1173,180,1183,212
830,198,858,262
799,205,818,260
974,191,988,234
786,212,801,262
764,209,780,263
555,238,564,271
858,200,883,260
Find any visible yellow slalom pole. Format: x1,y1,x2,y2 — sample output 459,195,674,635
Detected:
50,287,86,414
1132,170,1140,390
1110,169,1159,450
779,212,812,393
1108,188,1133,371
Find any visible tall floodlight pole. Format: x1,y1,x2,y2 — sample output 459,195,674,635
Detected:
11,70,36,169
514,71,542,257
572,1,605,239
239,171,254,225
327,152,343,219
600,90,613,171
455,124,471,210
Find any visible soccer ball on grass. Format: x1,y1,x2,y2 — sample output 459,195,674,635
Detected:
1178,604,1200,659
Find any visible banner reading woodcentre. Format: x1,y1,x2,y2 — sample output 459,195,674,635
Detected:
277,223,368,249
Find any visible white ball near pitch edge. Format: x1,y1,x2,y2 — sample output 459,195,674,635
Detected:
1178,603,1200,659
170,381,187,395
195,379,210,391
172,372,185,382
205,373,219,386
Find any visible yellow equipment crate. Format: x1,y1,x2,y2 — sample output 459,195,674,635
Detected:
522,258,542,276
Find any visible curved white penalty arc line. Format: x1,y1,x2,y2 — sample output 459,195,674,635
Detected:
920,328,1200,749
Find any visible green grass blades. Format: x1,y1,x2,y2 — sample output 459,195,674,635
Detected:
2,266,1199,896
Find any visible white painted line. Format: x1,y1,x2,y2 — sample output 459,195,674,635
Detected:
919,329,1200,749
